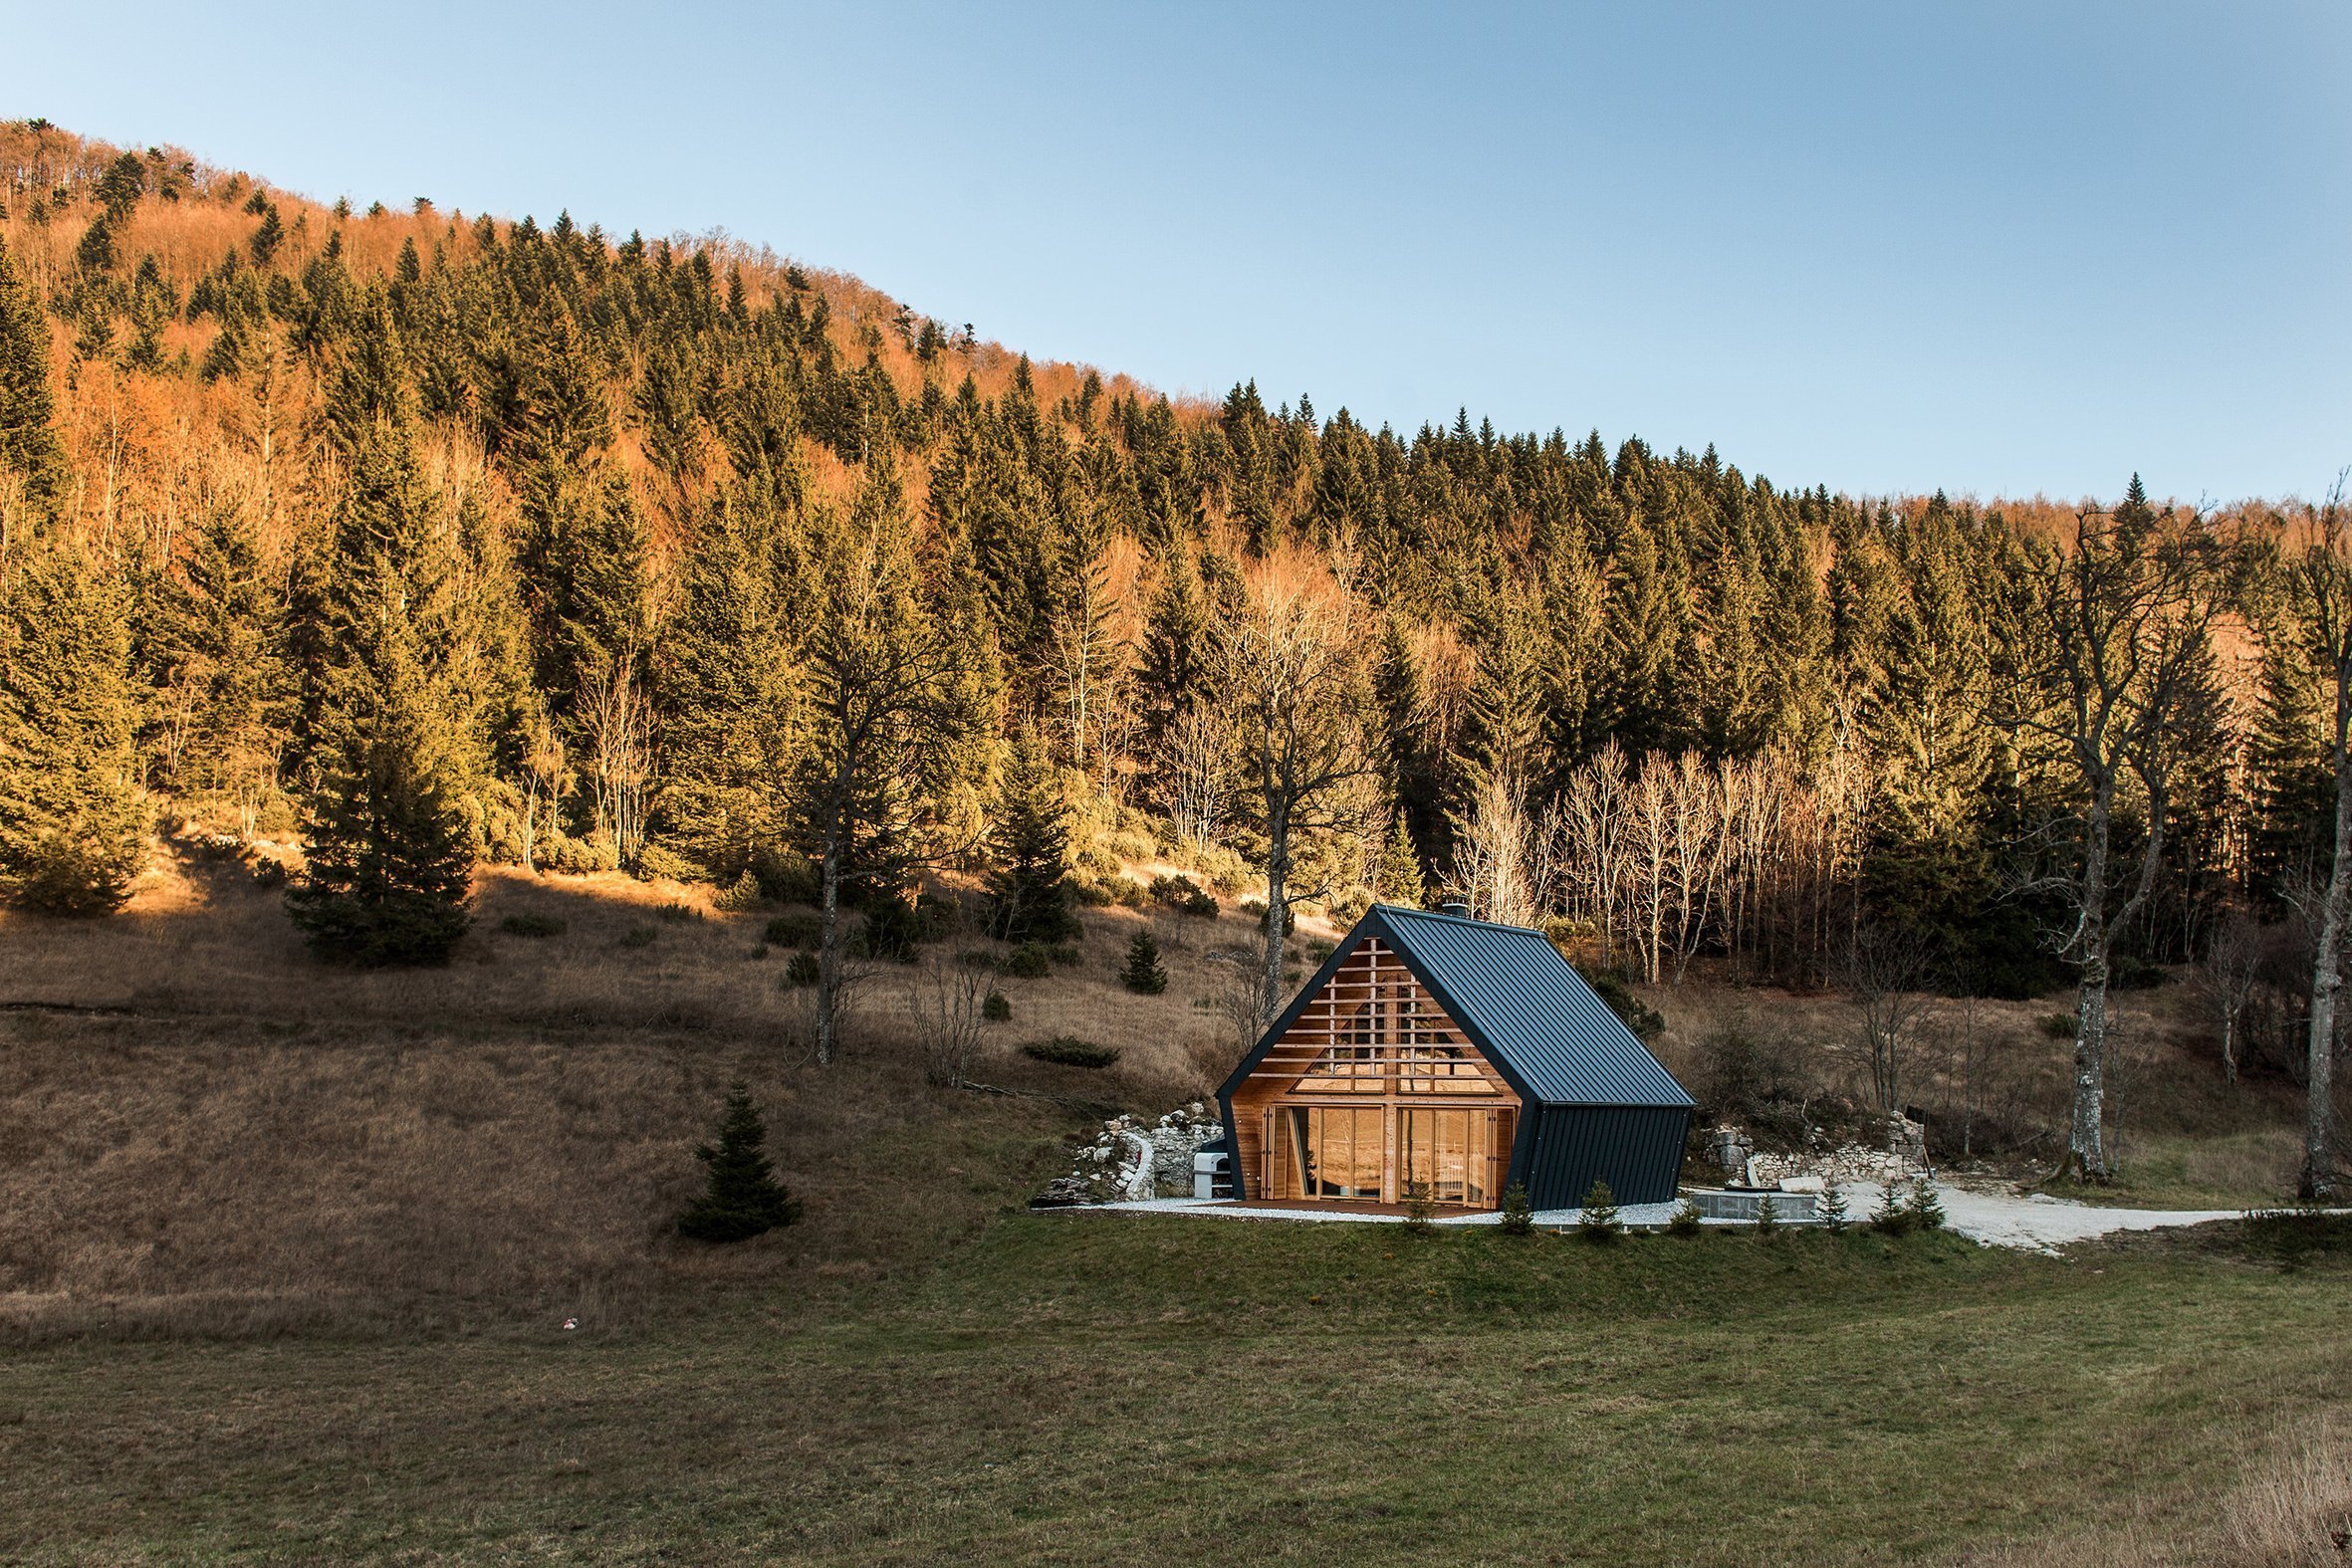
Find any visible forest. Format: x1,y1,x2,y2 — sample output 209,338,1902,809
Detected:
0,121,2345,1197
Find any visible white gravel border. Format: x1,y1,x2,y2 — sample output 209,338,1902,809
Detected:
1082,1183,2289,1252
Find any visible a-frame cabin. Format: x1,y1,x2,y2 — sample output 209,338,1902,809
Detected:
1216,904,1694,1210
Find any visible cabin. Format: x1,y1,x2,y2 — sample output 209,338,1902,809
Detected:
1215,904,1694,1211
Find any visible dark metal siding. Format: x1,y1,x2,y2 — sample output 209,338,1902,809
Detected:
1516,1104,1691,1209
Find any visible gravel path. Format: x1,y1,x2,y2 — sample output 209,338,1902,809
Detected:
1092,1184,2267,1252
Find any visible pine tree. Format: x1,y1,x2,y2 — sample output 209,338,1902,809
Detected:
986,725,1078,943
0,546,147,914
155,503,291,833
1121,927,1169,995
286,413,476,966
1576,1179,1621,1242
0,234,67,522
1374,808,1426,907
676,1084,802,1242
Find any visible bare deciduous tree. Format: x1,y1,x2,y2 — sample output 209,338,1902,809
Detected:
1217,548,1376,1021
2000,498,2222,1182
909,958,992,1089
2273,473,2352,1199
2188,907,2265,1086
578,655,652,869
1843,923,1934,1115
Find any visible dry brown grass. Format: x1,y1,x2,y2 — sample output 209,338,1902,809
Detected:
1959,1409,2352,1566
0,847,1098,1342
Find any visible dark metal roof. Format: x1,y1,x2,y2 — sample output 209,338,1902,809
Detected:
1220,904,1693,1109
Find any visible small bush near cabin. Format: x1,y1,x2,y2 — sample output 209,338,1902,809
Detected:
1873,1182,1916,1234
1667,1198,1704,1236
764,914,821,949
499,913,567,938
1022,1036,1119,1069
1821,1184,1850,1233
1498,1183,1534,1235
1577,1180,1621,1242
1910,1176,1947,1230
1755,1195,1780,1237
1402,1180,1437,1232
675,1084,802,1243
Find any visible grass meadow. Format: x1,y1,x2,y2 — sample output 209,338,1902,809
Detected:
1,844,2346,1563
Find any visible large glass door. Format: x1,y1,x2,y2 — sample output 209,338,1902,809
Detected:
1398,1108,1505,1206
1290,1106,1385,1200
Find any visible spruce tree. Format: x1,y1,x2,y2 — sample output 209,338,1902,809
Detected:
1374,808,1426,907
676,1084,802,1241
156,503,291,832
286,409,476,966
1576,1179,1622,1242
0,546,147,914
0,234,66,520
985,725,1078,943
1121,927,1169,995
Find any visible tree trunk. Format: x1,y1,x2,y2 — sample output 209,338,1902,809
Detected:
2069,800,2113,1183
1262,796,1290,1024
817,826,843,1067
2305,707,2351,1200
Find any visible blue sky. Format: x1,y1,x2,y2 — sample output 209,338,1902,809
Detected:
4,1,2345,502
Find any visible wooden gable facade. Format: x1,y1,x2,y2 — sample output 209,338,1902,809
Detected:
1226,937,1523,1209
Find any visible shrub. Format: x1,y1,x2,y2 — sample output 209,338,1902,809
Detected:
853,898,922,963
1577,1180,1621,1242
785,951,821,988
631,842,701,884
712,870,763,912
1402,1180,1437,1233
1121,929,1170,995
982,988,1011,1021
1022,1036,1119,1069
764,913,821,949
1755,1194,1780,1238
675,1084,802,1242
1821,1183,1850,1234
1872,1182,1916,1235
1002,942,1053,979
1498,1182,1534,1236
1909,1175,1946,1230
2041,1011,2079,1040
618,925,656,950
499,912,567,938
1666,1198,1704,1237
1051,942,1083,967
654,901,703,923
1150,874,1220,918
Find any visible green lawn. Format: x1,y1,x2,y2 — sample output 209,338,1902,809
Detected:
3,1216,2347,1565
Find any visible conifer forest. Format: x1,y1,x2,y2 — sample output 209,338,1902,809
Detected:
0,121,2346,1202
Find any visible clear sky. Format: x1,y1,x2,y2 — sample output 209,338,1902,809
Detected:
4,1,2345,503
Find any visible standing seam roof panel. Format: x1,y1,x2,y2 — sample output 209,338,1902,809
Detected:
1372,906,1694,1108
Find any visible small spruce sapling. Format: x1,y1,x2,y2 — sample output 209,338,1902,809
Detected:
1821,1183,1850,1234
1910,1175,1946,1231
1402,1179,1437,1232
676,1084,802,1242
1577,1179,1621,1243
1667,1198,1704,1237
982,988,1011,1021
1755,1194,1779,1238
1498,1182,1534,1236
1121,928,1169,995
1872,1182,1914,1235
